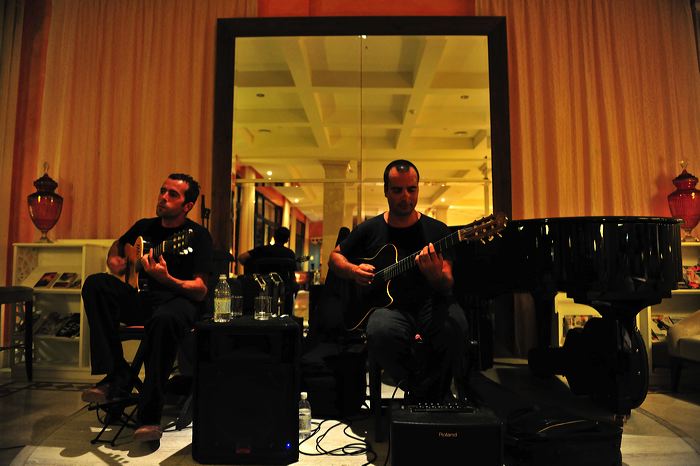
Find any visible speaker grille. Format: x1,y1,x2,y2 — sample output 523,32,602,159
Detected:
192,318,300,465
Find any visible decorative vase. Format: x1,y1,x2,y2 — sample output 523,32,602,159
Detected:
668,161,700,242
27,164,63,243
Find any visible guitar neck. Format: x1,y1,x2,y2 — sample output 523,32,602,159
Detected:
150,241,166,261
379,230,461,281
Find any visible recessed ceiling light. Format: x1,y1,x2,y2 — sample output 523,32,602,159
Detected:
293,198,299,203
454,131,467,136
441,198,446,203
256,93,265,98
359,34,367,39
266,170,272,176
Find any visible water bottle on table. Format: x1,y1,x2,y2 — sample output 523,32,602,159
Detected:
299,391,312,440
213,274,231,322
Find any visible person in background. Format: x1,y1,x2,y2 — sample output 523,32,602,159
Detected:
81,173,213,441
238,226,296,270
328,159,469,402
238,226,300,314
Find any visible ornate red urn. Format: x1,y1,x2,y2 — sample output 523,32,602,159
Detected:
27,164,63,243
668,161,700,242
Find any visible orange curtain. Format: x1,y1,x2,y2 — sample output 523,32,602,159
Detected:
1,1,26,286
10,0,256,250
476,0,700,221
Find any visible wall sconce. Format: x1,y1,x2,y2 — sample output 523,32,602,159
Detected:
27,163,63,243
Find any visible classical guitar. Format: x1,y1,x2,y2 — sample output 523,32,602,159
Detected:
119,229,193,291
347,213,507,330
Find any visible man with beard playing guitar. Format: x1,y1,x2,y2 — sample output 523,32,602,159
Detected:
329,160,470,403
81,173,213,441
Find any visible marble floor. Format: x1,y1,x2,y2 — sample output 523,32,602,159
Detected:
1,360,699,465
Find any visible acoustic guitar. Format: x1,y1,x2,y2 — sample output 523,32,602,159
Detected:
347,213,507,330
119,229,193,291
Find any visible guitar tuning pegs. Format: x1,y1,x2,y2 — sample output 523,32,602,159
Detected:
480,238,486,244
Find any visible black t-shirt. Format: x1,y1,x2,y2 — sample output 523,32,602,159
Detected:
338,213,452,312
118,217,214,294
247,244,296,266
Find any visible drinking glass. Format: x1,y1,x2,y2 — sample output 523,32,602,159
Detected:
231,295,243,318
254,296,272,320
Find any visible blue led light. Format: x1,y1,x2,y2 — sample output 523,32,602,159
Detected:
285,442,291,449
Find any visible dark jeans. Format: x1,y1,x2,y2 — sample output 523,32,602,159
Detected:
366,296,469,401
81,273,199,424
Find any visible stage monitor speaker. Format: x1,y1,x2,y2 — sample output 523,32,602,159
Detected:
192,316,301,465
390,402,503,466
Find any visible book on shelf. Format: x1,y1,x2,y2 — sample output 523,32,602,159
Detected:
32,311,80,338
51,272,80,289
34,272,58,288
650,314,685,342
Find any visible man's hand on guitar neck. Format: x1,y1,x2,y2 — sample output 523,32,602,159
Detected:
140,250,171,285
416,242,453,294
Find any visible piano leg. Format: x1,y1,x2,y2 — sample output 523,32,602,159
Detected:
528,310,649,417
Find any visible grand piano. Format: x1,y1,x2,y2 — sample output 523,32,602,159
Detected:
452,216,683,417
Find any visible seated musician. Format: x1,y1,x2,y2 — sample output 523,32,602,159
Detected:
81,173,213,441
328,159,470,402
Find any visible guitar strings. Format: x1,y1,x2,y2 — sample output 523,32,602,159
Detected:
377,219,497,281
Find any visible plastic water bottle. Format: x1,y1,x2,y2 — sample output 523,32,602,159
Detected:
312,264,321,285
298,391,312,440
213,274,231,322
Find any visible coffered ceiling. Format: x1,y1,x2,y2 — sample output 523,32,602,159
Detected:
233,34,493,224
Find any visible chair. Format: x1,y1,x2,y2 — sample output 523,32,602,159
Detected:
90,325,196,445
0,286,34,381
90,325,147,445
668,310,700,392
368,354,387,442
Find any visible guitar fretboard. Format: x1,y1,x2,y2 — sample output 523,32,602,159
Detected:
377,228,464,282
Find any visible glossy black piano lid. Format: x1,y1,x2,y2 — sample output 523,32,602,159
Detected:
451,216,683,307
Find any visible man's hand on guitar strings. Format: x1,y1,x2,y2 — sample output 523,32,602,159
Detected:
352,263,375,286
141,251,171,284
415,242,444,282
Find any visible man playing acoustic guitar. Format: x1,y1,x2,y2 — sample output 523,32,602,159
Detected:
81,173,213,441
329,160,470,403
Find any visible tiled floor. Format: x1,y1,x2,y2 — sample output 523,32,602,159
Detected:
1,360,699,465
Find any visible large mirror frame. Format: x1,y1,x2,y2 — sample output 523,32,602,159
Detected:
211,16,511,252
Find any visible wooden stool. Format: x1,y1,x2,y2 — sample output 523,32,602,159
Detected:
0,286,34,381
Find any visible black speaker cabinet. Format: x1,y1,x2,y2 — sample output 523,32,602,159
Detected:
390,402,503,466
192,316,301,465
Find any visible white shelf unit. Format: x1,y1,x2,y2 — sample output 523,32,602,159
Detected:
10,240,113,382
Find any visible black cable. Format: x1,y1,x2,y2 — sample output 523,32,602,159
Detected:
298,417,378,464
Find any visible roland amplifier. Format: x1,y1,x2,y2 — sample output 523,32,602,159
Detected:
390,402,503,466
